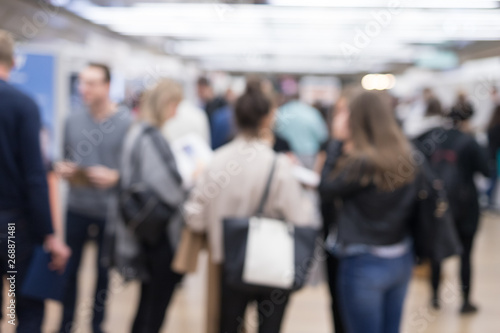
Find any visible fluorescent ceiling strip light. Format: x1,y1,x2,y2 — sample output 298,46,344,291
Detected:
268,0,500,9
75,3,500,24
112,26,499,41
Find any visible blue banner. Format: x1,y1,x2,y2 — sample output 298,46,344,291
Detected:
10,52,56,161
10,52,56,131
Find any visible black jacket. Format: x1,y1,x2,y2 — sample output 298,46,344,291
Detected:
414,128,490,234
319,141,419,247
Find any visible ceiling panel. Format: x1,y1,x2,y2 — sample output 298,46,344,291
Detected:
61,0,500,74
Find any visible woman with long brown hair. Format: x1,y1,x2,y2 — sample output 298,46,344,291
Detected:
319,91,419,333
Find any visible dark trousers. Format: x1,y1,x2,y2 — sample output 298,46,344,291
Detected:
325,253,345,333
0,210,44,333
60,210,109,333
132,238,181,333
486,164,497,206
219,275,290,333
431,231,475,303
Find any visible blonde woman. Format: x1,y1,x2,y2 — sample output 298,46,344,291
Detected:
106,79,185,333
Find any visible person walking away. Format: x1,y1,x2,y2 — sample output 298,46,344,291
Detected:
319,91,421,333
55,63,132,333
0,30,70,333
412,97,490,313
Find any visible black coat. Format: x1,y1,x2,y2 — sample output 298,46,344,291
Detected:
414,128,490,234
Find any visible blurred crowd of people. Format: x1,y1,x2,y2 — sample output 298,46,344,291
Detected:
1,28,499,333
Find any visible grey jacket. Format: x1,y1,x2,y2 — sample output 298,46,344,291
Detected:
104,122,185,281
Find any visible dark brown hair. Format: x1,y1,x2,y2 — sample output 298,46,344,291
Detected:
234,78,271,134
488,105,500,130
197,76,210,87
425,98,443,117
88,63,111,83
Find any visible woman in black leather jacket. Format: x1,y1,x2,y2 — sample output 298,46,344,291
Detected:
319,91,420,333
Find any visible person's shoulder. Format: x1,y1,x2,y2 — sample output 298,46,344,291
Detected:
66,106,89,122
275,152,293,169
212,138,238,159
114,105,133,124
449,130,480,153
0,82,39,114
211,137,270,166
449,128,472,141
415,126,448,142
0,80,26,98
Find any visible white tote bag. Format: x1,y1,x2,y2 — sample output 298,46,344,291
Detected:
242,217,295,289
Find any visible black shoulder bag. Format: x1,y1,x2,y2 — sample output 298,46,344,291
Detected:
223,155,319,293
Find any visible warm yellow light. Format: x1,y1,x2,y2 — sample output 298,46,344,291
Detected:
361,73,396,90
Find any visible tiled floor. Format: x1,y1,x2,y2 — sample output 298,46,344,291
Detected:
3,214,500,332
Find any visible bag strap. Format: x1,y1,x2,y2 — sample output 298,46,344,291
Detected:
145,127,183,185
127,125,182,186
126,127,146,186
255,155,278,216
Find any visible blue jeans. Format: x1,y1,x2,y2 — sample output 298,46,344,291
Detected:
60,210,109,333
338,251,413,333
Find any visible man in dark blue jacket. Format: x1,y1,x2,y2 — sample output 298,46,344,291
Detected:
0,30,70,332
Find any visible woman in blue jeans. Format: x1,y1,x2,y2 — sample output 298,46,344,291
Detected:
319,91,420,333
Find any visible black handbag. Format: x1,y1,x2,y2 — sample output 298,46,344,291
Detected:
223,156,319,293
411,161,463,262
119,126,182,246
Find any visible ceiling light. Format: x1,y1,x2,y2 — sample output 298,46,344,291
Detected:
362,74,396,90
269,0,499,9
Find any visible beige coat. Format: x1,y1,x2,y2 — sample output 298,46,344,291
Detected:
174,136,315,333
183,136,315,263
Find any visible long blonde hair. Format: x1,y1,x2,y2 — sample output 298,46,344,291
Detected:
140,79,183,127
335,91,415,191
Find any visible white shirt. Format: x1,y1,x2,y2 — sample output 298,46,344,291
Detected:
162,100,211,145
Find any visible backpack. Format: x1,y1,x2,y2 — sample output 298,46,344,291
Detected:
411,160,463,262
425,130,469,220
